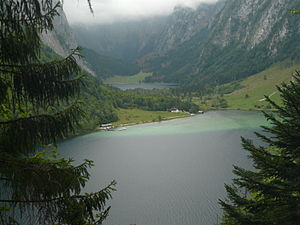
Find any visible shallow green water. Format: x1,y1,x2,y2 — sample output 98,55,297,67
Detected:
82,110,268,138
60,110,269,225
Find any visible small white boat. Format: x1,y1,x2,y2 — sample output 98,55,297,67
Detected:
116,127,127,131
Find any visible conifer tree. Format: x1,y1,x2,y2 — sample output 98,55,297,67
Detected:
0,1,115,224
220,72,300,225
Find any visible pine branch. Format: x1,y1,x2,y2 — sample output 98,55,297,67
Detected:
0,102,85,154
1,48,84,109
0,3,60,26
0,181,116,203
0,0,59,30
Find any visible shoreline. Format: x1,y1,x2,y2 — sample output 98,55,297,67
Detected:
96,112,193,131
73,108,275,138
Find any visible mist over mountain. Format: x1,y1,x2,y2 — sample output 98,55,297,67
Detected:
73,16,169,60
70,0,300,90
41,6,96,76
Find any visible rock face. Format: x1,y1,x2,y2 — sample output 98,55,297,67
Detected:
41,7,95,76
156,2,225,51
142,0,300,89
71,0,300,89
73,17,169,60
208,0,297,52
72,2,224,60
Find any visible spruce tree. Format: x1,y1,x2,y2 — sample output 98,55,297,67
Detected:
220,72,300,225
0,1,115,224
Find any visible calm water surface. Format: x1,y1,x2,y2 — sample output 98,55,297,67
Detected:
59,110,268,225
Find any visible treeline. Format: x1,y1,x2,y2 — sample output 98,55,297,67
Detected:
114,90,199,112
41,45,199,134
80,76,199,132
143,26,300,95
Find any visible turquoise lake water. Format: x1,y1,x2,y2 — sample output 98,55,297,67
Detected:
59,110,269,225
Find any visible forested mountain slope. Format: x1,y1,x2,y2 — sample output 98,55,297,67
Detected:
143,0,300,91
41,8,199,133
81,48,140,79
73,0,300,92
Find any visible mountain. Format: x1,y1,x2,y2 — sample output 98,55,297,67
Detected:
42,6,141,79
81,48,140,78
41,6,96,76
143,0,300,91
71,1,225,60
73,17,168,60
72,0,300,92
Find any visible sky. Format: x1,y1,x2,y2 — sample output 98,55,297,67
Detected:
63,0,218,24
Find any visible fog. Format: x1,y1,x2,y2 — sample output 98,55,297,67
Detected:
63,0,219,24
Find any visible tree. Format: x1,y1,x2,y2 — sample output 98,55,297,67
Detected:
219,72,300,224
0,1,115,224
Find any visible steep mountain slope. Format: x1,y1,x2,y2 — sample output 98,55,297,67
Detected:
155,2,225,52
73,17,168,60
72,1,224,60
41,7,96,76
81,48,140,78
72,0,300,92
143,0,300,91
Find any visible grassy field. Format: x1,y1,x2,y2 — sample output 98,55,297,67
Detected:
224,60,299,109
112,108,190,127
193,60,300,111
104,72,152,84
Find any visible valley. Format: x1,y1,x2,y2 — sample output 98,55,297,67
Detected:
103,72,152,84
2,0,300,225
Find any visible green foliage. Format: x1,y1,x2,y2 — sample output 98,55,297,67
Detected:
142,1,300,94
114,89,199,113
217,82,245,95
113,108,189,126
223,59,298,110
288,10,300,14
0,1,115,224
82,48,140,79
220,72,300,224
104,72,152,84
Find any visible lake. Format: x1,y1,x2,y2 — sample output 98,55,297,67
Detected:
109,82,178,90
59,110,269,225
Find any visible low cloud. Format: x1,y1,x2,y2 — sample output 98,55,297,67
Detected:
63,0,219,24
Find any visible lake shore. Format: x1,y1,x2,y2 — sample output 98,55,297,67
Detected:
95,107,275,132
96,108,193,130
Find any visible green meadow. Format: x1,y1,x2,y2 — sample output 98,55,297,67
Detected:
112,108,190,127
104,72,152,84
224,60,299,109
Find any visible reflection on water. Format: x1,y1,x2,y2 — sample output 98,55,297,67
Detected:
59,110,268,225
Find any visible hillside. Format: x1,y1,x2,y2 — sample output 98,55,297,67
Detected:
40,5,200,134
193,60,299,111
143,0,300,92
73,17,168,60
72,0,300,93
81,48,140,79
224,60,299,109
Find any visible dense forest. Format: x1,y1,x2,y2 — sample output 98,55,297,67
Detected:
81,48,140,79
79,75,199,132
41,41,199,134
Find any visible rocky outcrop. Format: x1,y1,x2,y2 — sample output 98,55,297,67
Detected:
41,7,95,76
142,0,300,89
156,1,225,51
